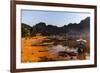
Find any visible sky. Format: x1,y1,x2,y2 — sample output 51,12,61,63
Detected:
21,10,90,27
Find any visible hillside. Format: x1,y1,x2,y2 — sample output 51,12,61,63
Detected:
21,17,90,37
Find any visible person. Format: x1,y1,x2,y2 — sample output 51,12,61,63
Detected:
76,39,86,60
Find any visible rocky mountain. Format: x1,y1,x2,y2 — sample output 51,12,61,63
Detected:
21,23,32,37
21,17,90,37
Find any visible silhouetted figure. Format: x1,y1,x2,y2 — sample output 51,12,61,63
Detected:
77,42,85,54
76,39,87,60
